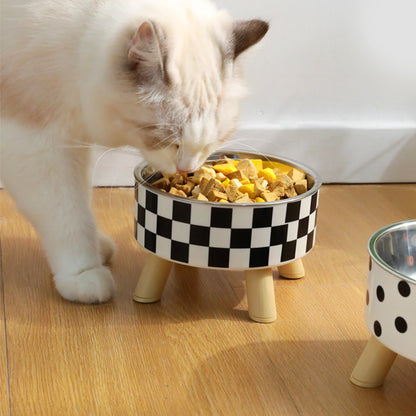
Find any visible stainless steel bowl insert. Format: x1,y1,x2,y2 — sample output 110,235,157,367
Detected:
370,220,416,283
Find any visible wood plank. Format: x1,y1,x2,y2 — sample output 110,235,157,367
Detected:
0,215,10,416
0,189,298,415
1,185,415,416
250,284,416,416
226,184,416,415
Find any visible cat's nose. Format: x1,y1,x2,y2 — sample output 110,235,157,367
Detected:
176,149,202,173
176,159,195,174
177,167,192,174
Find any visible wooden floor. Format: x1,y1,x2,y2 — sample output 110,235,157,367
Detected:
1,185,415,416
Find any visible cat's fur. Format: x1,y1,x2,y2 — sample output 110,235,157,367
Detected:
0,0,268,303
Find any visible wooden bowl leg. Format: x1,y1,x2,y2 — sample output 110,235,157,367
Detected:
350,335,397,388
133,254,173,303
244,268,277,323
278,259,305,279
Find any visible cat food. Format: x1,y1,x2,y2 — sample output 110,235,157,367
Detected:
151,158,309,203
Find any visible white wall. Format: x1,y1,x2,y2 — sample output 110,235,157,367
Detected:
91,0,415,185
213,0,416,183
2,1,416,186
217,0,416,126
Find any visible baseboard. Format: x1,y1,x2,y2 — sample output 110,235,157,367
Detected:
230,125,416,183
89,125,415,185
1,125,415,188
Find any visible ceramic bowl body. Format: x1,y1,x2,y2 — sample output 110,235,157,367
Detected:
365,220,416,361
134,151,321,270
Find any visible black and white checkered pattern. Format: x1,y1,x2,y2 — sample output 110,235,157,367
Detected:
134,183,319,270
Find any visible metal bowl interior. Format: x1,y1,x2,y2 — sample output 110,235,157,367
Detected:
134,150,322,207
369,220,416,284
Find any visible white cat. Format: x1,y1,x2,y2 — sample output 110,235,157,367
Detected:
0,0,268,303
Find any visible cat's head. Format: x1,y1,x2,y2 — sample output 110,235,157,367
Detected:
91,6,268,174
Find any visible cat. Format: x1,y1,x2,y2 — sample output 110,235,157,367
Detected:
0,0,268,303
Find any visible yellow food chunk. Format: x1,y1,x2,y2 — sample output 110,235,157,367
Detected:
236,159,258,179
215,172,227,181
199,177,210,194
191,165,216,183
169,188,187,198
156,157,307,204
258,168,277,183
230,178,243,188
294,179,308,194
152,177,170,191
251,159,263,170
260,191,279,202
238,183,256,199
221,178,230,188
212,163,238,175
196,193,208,201
285,187,298,198
203,178,225,197
224,157,238,166
254,179,267,197
227,169,247,182
225,184,242,202
235,194,252,203
208,189,227,201
288,168,306,183
263,161,292,174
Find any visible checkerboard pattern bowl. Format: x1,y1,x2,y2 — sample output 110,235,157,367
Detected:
134,151,322,270
365,220,416,362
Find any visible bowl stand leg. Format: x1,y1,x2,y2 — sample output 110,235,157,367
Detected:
350,335,397,387
278,259,305,279
245,267,277,323
133,254,173,303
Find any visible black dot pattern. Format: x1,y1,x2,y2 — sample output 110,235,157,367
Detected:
376,285,385,302
395,317,408,333
374,320,382,337
369,279,413,341
398,280,411,297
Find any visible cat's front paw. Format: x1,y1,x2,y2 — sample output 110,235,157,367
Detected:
98,232,116,265
54,266,116,304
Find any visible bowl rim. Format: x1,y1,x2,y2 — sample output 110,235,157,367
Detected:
368,219,416,284
134,150,322,207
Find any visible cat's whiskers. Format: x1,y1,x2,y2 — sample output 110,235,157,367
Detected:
59,140,143,159
151,132,179,149
225,136,274,146
58,138,106,150
145,170,163,183
217,139,273,162
90,146,142,209
136,122,180,130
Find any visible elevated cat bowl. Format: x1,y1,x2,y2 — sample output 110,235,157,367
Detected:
132,151,321,323
351,220,416,387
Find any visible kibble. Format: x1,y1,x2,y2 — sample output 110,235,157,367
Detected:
151,158,309,203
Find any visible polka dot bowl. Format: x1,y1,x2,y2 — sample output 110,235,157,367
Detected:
134,151,321,270
366,220,416,362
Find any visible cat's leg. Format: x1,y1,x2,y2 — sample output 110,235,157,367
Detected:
83,176,115,265
0,123,115,303
98,231,116,265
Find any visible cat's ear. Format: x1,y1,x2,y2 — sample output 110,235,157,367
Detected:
232,20,269,59
127,21,166,82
